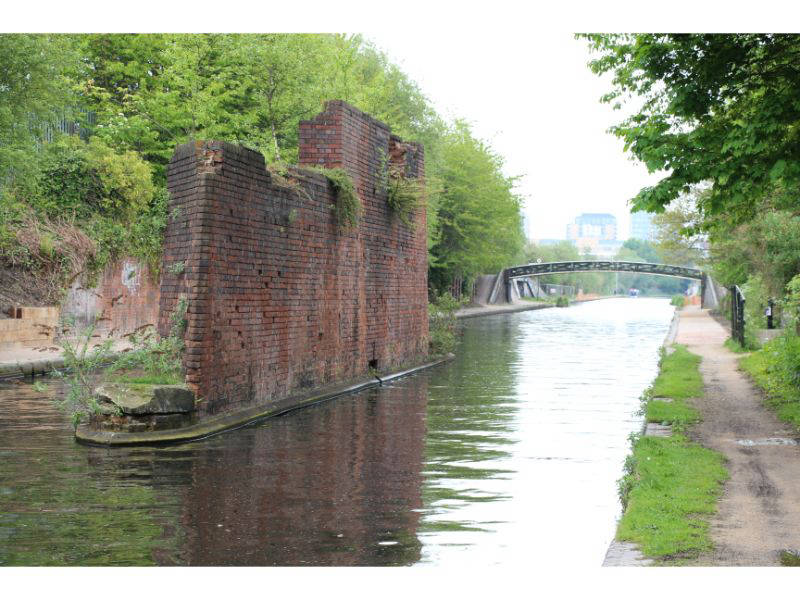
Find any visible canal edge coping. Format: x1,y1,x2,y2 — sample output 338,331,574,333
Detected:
74,353,455,447
602,304,680,567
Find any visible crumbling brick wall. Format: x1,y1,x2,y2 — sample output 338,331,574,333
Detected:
159,101,428,416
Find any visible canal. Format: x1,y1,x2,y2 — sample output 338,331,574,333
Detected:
0,297,675,566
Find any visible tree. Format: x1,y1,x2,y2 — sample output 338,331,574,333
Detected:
0,34,77,182
581,34,800,227
429,121,525,293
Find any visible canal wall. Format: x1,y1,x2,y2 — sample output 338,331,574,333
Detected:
159,101,429,417
61,258,160,337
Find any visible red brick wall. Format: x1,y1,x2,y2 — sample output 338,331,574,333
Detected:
62,258,160,339
160,101,428,416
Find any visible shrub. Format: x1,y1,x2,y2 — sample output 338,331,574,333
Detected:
670,294,686,308
555,295,570,307
428,292,460,356
37,136,154,221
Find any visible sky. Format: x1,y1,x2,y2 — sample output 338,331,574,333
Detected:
367,31,660,242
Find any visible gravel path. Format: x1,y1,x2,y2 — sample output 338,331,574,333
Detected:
676,306,800,566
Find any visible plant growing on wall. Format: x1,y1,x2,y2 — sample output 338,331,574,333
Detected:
317,168,360,228
386,174,422,228
377,146,422,228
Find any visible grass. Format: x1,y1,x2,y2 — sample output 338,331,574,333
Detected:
644,397,699,432
724,337,750,354
650,345,703,399
739,348,800,430
616,434,728,559
617,343,728,562
110,373,183,386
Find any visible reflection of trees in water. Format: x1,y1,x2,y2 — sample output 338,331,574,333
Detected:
174,383,428,566
420,316,522,533
0,380,183,566
0,373,431,566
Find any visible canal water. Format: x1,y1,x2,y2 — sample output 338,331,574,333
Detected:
0,297,674,566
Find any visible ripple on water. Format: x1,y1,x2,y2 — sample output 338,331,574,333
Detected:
0,297,673,566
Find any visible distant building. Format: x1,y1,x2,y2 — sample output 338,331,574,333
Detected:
630,211,656,241
566,213,619,258
567,213,617,241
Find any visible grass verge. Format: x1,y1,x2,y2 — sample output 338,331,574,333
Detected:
616,434,728,559
616,343,728,562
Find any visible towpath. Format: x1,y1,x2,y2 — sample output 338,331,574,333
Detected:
676,306,800,565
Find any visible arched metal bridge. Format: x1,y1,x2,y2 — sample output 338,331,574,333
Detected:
505,261,703,280
485,261,718,308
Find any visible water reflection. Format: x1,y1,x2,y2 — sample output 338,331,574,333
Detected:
0,298,674,566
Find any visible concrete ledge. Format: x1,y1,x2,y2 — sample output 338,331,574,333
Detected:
0,356,66,381
75,353,454,447
455,302,551,320
602,540,654,567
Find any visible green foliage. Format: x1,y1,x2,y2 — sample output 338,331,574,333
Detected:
36,135,154,220
428,292,460,356
741,273,769,347
616,434,728,559
4,33,526,303
671,295,686,308
386,175,423,228
0,34,78,182
52,320,114,429
723,337,752,354
740,332,800,430
106,296,187,384
555,295,570,307
651,193,707,267
316,167,360,227
582,34,800,227
650,345,704,399
429,121,525,292
616,344,727,560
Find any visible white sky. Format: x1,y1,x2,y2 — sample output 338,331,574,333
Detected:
367,31,659,242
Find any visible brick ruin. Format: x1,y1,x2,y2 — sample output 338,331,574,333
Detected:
158,101,429,416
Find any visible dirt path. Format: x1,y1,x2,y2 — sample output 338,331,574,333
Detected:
675,306,800,566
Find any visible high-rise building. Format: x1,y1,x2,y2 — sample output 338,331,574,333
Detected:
566,213,620,258
630,211,656,241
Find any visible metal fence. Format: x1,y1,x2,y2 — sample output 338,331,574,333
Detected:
730,285,746,347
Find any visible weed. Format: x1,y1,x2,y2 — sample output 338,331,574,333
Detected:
52,319,114,429
31,381,48,393
314,167,360,228
167,260,185,275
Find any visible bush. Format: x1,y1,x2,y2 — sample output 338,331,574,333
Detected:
671,294,686,308
428,292,460,356
37,136,154,221
555,295,570,307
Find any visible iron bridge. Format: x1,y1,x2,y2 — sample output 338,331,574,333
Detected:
505,261,704,281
